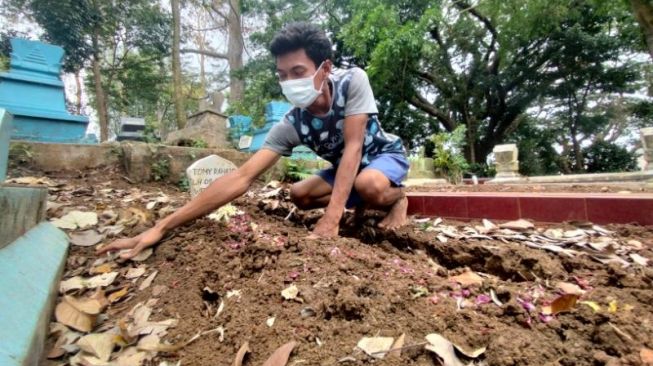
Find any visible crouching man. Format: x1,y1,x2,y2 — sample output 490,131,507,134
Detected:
98,22,410,259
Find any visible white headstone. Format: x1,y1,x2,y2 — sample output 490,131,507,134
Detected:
641,127,653,171
186,155,237,197
238,135,253,150
492,144,520,178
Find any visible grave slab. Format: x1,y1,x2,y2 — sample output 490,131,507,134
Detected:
0,186,47,249
0,222,68,366
186,154,237,197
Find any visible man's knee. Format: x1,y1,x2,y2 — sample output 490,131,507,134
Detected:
289,183,311,209
355,174,387,204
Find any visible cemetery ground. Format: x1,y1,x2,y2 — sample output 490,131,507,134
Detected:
9,166,653,366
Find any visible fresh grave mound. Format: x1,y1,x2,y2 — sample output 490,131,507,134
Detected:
29,169,653,365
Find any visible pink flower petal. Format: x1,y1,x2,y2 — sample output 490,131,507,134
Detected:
475,294,491,305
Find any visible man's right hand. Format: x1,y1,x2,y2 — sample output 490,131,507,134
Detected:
96,226,165,259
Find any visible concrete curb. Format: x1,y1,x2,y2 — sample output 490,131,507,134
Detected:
408,192,653,225
0,222,69,366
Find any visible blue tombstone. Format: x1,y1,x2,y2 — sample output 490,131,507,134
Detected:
228,115,253,143
0,38,89,143
233,101,318,160
248,101,292,152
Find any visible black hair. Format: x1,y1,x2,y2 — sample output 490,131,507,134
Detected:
270,22,333,67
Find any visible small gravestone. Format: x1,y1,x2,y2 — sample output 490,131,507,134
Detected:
493,144,520,178
186,155,237,197
641,127,653,171
117,117,145,141
238,135,253,150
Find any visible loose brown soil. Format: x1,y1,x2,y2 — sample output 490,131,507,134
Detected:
27,167,653,366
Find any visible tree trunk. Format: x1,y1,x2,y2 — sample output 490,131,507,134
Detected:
91,32,109,142
171,0,187,129
226,0,244,104
570,123,584,172
631,0,653,61
74,70,83,115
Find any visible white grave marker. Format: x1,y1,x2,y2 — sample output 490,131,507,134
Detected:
238,135,253,150
186,155,237,197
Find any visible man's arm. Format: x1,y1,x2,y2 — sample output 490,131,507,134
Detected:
310,113,367,237
97,149,281,258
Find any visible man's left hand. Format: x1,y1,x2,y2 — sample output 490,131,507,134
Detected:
307,216,340,239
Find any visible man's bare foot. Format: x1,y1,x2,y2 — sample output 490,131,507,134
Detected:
378,196,408,230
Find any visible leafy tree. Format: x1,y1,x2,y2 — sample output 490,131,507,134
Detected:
339,0,644,163
510,118,561,176
541,6,641,172
583,140,638,173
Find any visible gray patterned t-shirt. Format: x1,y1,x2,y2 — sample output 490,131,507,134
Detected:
262,67,405,166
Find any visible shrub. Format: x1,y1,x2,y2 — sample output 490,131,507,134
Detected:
583,141,638,173
429,126,469,184
279,158,313,182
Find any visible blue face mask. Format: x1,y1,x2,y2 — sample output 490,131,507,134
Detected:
280,62,326,109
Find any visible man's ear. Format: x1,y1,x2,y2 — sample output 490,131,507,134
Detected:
323,59,333,75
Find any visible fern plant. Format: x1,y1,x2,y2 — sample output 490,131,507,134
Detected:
279,158,314,182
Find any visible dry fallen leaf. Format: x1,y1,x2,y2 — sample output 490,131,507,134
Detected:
125,267,147,279
69,230,105,247
641,348,653,364
64,291,108,315
424,333,465,366
130,248,153,262
232,341,251,366
579,301,601,312
387,333,405,359
608,300,618,313
52,210,98,230
108,287,131,303
6,176,57,186
60,272,119,293
47,327,82,359
281,284,299,300
499,219,534,231
556,282,586,296
626,240,643,250
630,253,649,266
262,341,298,366
357,337,395,359
114,347,152,366
90,263,115,275
77,333,116,362
448,270,484,287
542,294,579,315
55,301,96,332
139,270,158,290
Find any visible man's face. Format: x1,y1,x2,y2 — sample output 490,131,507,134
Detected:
275,48,329,88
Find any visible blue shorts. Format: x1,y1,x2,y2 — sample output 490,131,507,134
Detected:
317,153,410,208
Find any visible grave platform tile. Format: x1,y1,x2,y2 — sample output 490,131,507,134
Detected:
0,222,68,366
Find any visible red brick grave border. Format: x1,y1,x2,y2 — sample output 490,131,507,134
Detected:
407,192,653,226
